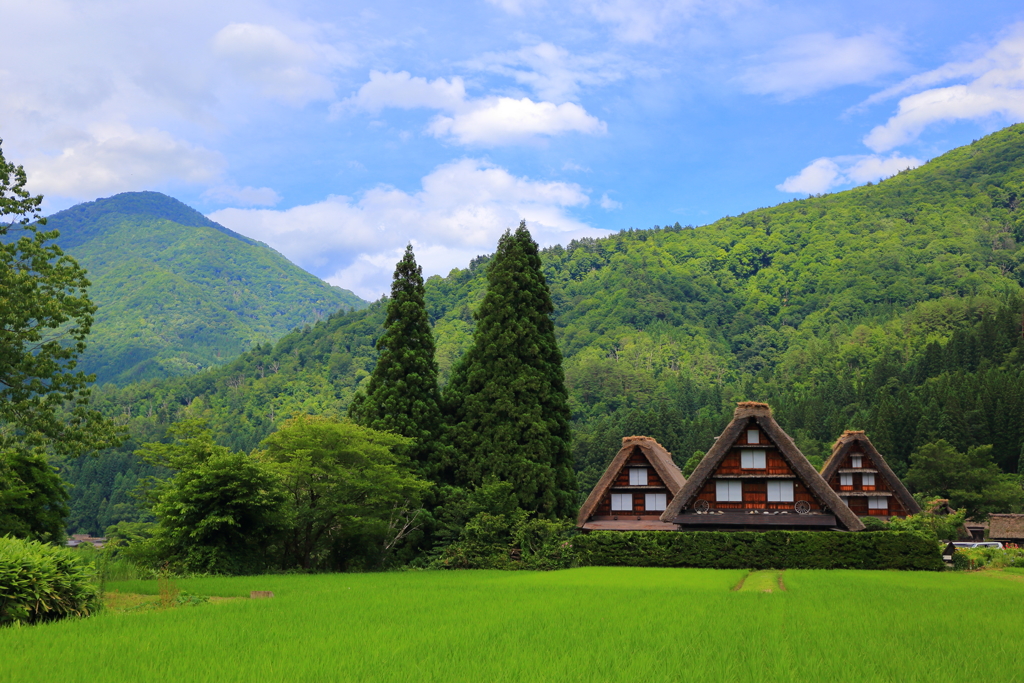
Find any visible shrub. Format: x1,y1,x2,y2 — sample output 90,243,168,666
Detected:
0,536,100,626
571,530,945,571
951,547,1024,571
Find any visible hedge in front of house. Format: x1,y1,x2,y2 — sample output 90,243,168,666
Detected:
572,530,945,571
0,536,100,626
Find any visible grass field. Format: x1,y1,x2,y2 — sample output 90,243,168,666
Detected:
3,567,1023,682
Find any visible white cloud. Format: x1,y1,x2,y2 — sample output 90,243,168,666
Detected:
777,153,922,194
467,42,626,102
863,24,1024,152
340,70,607,145
212,23,352,106
739,31,906,100
209,158,609,298
599,192,622,209
202,184,281,207
26,124,224,198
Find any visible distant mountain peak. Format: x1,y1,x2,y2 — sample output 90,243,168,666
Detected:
47,191,257,246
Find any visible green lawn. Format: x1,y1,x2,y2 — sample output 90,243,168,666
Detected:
3,568,1023,682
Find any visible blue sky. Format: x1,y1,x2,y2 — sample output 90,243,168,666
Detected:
4,0,1024,298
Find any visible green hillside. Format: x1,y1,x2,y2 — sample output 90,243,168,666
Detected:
66,126,1024,534
41,192,367,384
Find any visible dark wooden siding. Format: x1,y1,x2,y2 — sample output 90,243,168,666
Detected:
594,446,674,517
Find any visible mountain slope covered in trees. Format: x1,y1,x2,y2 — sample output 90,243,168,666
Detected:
39,192,367,384
65,125,1024,534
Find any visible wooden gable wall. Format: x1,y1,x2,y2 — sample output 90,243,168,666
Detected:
824,442,910,518
692,418,822,512
594,446,674,517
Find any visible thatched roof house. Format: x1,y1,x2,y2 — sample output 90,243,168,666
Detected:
577,436,685,531
988,514,1024,543
820,431,921,519
660,402,864,531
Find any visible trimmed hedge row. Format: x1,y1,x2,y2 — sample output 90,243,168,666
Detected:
572,530,945,571
1,536,100,626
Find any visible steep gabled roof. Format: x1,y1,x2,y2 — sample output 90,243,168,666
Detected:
821,430,921,516
576,436,685,527
659,402,865,531
989,514,1024,540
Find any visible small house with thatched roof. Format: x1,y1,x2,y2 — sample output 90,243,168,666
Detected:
820,431,921,520
659,402,864,531
988,514,1024,546
577,436,685,531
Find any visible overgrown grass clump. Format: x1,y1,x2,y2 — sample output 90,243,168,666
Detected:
0,537,99,626
2,567,1024,682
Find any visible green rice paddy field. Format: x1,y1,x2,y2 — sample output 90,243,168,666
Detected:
3,567,1024,682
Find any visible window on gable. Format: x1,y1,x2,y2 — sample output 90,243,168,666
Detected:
645,493,667,511
868,497,888,510
629,468,648,486
610,493,633,511
767,480,794,502
840,473,854,487
861,473,876,488
747,429,760,444
851,456,862,468
740,449,766,469
716,480,743,502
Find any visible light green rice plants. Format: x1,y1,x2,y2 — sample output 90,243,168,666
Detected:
0,536,99,626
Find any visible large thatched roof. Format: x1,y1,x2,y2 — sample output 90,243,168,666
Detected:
576,436,685,527
821,430,921,516
988,514,1024,540
659,402,865,531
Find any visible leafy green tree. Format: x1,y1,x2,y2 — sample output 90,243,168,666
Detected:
258,415,431,570
904,440,1024,519
445,222,575,518
0,448,69,543
138,421,286,574
0,139,118,459
681,450,704,478
348,245,443,474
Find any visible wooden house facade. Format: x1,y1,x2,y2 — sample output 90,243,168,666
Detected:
577,436,685,531
820,431,920,520
660,402,864,531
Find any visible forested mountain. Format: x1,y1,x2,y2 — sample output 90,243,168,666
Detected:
37,192,367,384
64,125,1024,535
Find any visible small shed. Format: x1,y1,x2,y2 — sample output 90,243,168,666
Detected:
577,436,685,531
660,402,864,531
820,431,921,520
988,514,1024,545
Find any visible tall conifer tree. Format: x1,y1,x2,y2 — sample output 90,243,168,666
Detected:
349,245,442,473
445,222,575,518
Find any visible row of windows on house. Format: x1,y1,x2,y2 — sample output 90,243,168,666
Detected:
842,496,890,510
715,479,797,502
839,473,876,488
610,493,668,511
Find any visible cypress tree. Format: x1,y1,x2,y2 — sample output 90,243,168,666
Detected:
445,222,575,518
348,245,442,473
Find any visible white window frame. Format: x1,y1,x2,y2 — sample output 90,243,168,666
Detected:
747,429,760,444
840,473,853,487
861,473,876,487
645,493,667,511
716,480,743,502
767,480,794,502
629,468,648,486
610,493,633,511
868,497,888,510
740,449,766,469
851,456,862,468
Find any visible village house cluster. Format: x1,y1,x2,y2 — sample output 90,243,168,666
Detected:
578,401,1023,542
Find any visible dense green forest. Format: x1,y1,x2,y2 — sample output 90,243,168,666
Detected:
33,192,367,384
61,125,1024,535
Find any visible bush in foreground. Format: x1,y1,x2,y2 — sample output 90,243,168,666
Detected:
0,536,99,626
